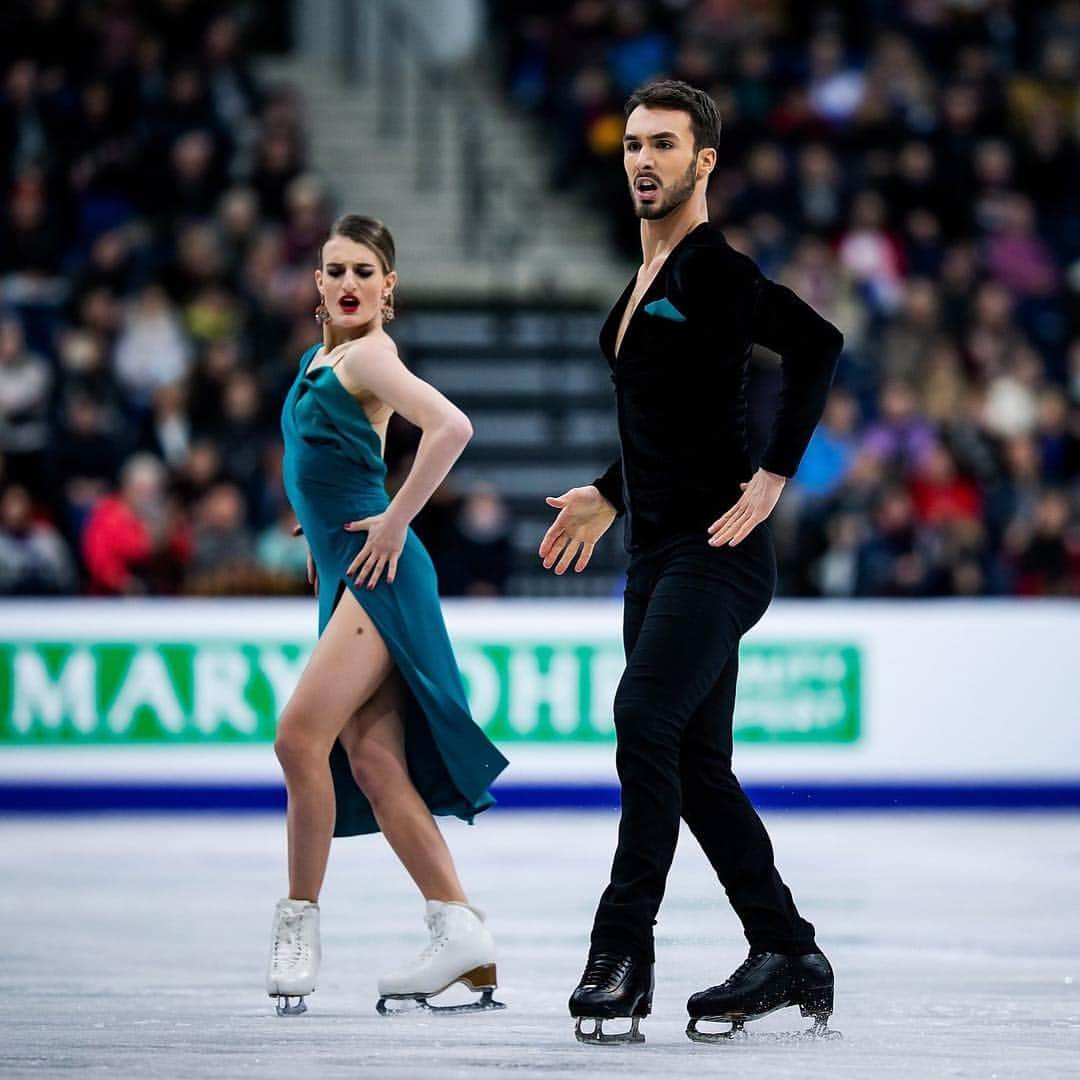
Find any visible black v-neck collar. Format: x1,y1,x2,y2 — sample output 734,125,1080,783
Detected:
599,276,637,364
599,222,708,365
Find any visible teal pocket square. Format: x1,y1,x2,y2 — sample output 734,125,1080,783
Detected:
643,297,687,322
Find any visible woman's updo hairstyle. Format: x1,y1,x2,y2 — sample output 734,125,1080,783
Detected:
321,214,396,274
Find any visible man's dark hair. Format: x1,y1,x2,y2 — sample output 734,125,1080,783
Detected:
624,79,722,152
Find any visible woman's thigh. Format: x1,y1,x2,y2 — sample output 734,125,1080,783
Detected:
337,667,409,772
277,588,396,753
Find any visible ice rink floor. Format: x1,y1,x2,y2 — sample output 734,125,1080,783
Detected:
4,810,1079,1079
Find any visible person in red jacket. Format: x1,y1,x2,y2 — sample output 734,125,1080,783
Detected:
81,453,191,594
907,442,984,526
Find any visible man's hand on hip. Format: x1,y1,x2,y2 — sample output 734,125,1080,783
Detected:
539,485,617,574
708,468,786,547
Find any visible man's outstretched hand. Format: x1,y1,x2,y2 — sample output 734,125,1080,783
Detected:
707,468,786,547
539,485,617,574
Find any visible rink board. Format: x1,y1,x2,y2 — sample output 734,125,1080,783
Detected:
0,598,1077,810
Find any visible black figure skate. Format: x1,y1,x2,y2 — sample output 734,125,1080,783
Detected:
686,951,840,1042
569,952,654,1045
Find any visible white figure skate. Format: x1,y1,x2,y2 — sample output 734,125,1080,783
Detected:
266,898,320,1016
376,900,505,1015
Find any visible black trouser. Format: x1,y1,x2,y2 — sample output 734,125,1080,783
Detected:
590,525,818,963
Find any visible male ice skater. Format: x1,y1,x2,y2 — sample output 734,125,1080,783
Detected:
539,81,843,1045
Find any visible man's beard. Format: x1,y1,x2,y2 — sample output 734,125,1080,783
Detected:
631,159,698,220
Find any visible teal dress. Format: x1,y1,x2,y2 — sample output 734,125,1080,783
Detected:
281,343,508,837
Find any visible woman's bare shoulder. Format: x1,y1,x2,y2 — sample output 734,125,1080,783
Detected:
336,334,403,400
335,333,395,371
341,332,399,363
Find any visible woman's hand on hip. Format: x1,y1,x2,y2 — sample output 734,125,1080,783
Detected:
707,468,786,547
344,511,408,589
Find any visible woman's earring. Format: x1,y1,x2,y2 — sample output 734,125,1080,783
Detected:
381,291,395,323
314,297,330,323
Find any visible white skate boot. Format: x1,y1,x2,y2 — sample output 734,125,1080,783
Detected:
266,898,320,1016
376,900,505,1015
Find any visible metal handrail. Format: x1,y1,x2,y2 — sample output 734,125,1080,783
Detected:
338,0,361,86
334,2,572,273
334,1,491,243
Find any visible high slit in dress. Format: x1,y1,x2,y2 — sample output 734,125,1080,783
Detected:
281,343,508,837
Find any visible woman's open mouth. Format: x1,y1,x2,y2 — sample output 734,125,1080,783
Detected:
339,296,360,314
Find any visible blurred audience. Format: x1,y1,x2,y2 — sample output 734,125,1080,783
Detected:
80,453,191,595
0,315,51,494
492,0,1080,597
0,482,76,594
437,483,514,598
0,0,330,598
1,1,1078,598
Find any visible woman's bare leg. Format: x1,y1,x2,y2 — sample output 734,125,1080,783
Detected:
274,589,394,901
338,670,467,903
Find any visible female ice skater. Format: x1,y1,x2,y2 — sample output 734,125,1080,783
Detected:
267,214,508,1016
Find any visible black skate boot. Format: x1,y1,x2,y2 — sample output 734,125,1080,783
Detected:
686,950,839,1042
569,951,653,1045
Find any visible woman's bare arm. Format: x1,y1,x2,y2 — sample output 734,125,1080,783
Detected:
334,339,472,588
337,339,472,525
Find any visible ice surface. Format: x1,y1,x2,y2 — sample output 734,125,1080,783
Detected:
3,811,1078,1079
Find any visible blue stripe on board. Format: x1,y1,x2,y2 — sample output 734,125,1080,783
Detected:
1,782,1079,813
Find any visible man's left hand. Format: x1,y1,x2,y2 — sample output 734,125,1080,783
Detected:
707,468,786,547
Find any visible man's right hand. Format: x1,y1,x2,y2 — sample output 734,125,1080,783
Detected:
539,485,617,574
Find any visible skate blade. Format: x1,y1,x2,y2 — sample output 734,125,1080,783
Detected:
376,988,506,1016
272,995,308,1017
574,1016,645,1045
687,1016,840,1043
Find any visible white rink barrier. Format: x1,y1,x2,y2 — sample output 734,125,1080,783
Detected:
0,598,1077,810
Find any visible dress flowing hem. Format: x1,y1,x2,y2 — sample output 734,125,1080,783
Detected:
327,570,507,838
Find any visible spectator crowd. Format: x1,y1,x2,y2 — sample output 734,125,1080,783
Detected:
1,0,1078,599
491,0,1080,596
0,0,510,599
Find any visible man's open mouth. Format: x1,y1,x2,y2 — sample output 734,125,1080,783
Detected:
635,176,660,200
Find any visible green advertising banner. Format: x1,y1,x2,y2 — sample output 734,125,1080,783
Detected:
0,639,860,746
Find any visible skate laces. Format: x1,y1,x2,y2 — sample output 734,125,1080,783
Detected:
418,909,449,962
272,909,310,971
582,952,632,990
719,954,760,990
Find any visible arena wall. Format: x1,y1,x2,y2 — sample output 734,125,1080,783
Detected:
1,599,1077,811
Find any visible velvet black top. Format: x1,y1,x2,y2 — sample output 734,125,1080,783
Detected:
592,222,843,553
